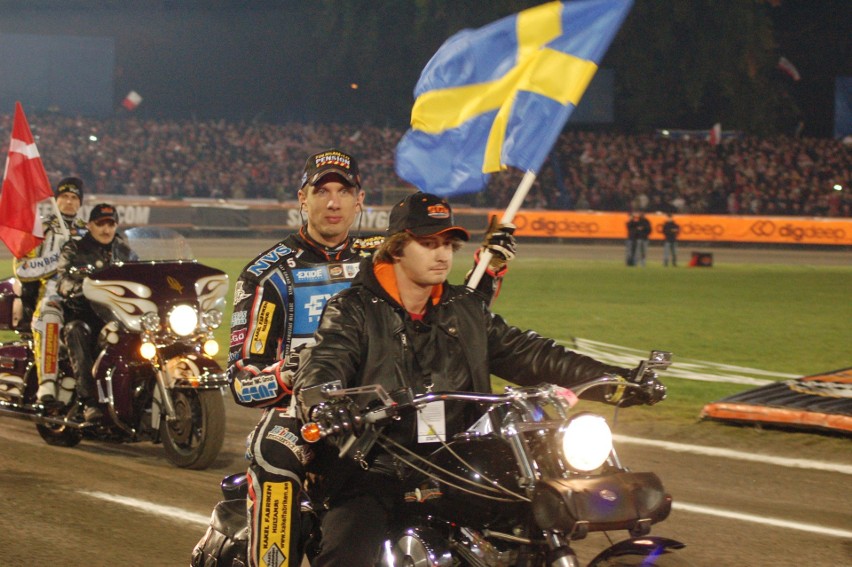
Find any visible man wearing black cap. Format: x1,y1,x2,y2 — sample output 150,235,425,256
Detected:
291,192,666,566
14,176,87,403
227,152,515,567
56,203,137,421
229,149,373,413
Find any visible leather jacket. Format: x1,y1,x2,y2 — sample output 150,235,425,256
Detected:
229,227,502,409
295,255,631,464
57,232,137,313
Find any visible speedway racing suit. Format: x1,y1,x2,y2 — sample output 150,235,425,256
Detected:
228,227,380,567
229,227,506,567
13,213,87,400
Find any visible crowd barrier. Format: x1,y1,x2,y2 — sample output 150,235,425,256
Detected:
54,199,852,247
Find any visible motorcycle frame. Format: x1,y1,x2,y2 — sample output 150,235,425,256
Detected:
310,374,678,566
93,330,226,438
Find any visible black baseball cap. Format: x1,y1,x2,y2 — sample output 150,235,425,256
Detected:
56,177,84,200
88,203,118,224
388,192,469,241
300,149,361,189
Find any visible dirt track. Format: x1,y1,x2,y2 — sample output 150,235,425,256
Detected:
1,237,850,566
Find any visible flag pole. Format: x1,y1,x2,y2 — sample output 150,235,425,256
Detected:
47,197,71,239
466,169,536,289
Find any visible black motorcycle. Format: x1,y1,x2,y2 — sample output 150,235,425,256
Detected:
194,351,690,566
0,227,229,469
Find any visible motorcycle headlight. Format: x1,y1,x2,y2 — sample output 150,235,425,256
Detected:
203,338,219,357
140,341,157,360
202,309,223,329
168,304,198,337
560,413,612,472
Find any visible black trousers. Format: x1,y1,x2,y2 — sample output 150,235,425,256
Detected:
63,308,104,400
314,471,403,567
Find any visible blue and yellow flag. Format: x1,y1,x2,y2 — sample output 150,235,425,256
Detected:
395,0,633,197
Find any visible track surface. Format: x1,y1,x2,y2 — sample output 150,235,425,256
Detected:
1,239,849,566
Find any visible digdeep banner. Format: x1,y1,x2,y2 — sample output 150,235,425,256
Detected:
28,199,851,246
494,210,852,246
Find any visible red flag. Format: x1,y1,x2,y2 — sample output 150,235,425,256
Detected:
0,102,54,258
122,90,143,111
708,122,722,146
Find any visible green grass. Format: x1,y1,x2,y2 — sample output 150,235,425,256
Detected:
6,253,850,454
488,258,851,376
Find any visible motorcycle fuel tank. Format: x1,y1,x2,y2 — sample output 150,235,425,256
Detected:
404,434,526,530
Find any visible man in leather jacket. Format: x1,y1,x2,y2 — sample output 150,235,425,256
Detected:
228,150,516,567
293,192,666,566
56,203,137,422
14,177,87,402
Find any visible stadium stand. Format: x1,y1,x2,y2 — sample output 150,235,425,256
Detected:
1,113,848,217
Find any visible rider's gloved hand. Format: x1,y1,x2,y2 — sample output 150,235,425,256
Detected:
308,398,362,438
277,344,304,392
607,366,667,407
625,367,667,407
477,216,516,276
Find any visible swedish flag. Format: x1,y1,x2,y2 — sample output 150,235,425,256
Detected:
395,0,633,197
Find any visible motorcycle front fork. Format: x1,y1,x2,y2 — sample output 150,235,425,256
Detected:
546,532,580,567
154,366,177,420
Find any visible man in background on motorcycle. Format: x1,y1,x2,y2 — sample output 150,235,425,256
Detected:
293,191,667,567
57,203,137,422
13,177,87,403
228,150,516,567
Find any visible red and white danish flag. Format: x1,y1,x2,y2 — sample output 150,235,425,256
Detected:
122,90,143,111
0,102,54,258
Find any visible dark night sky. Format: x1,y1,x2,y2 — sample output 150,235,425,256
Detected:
0,1,848,136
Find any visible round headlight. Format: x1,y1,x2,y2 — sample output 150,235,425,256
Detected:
561,414,612,472
202,309,223,329
168,304,198,336
203,338,219,357
140,341,157,360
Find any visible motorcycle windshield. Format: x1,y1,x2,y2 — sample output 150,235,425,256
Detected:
123,227,195,261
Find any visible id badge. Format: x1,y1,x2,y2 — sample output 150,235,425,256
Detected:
417,401,446,443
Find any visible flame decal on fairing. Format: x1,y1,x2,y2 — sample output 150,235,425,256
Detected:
196,274,229,313
82,279,158,332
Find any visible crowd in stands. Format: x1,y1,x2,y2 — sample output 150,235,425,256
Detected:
1,112,849,217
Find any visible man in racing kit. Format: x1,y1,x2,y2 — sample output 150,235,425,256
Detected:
13,177,87,403
227,149,516,567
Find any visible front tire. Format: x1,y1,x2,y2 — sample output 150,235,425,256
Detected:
161,388,225,469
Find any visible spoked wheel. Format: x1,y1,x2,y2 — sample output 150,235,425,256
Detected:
160,388,225,469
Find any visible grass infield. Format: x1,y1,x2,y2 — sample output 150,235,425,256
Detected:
204,255,851,455
4,252,848,456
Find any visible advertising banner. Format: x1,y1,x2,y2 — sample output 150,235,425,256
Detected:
494,210,852,246
41,198,850,246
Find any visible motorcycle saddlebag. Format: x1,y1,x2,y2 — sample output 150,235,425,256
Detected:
531,472,672,537
191,499,248,567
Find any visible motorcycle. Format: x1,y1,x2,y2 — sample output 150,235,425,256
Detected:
0,227,229,469
194,351,690,566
